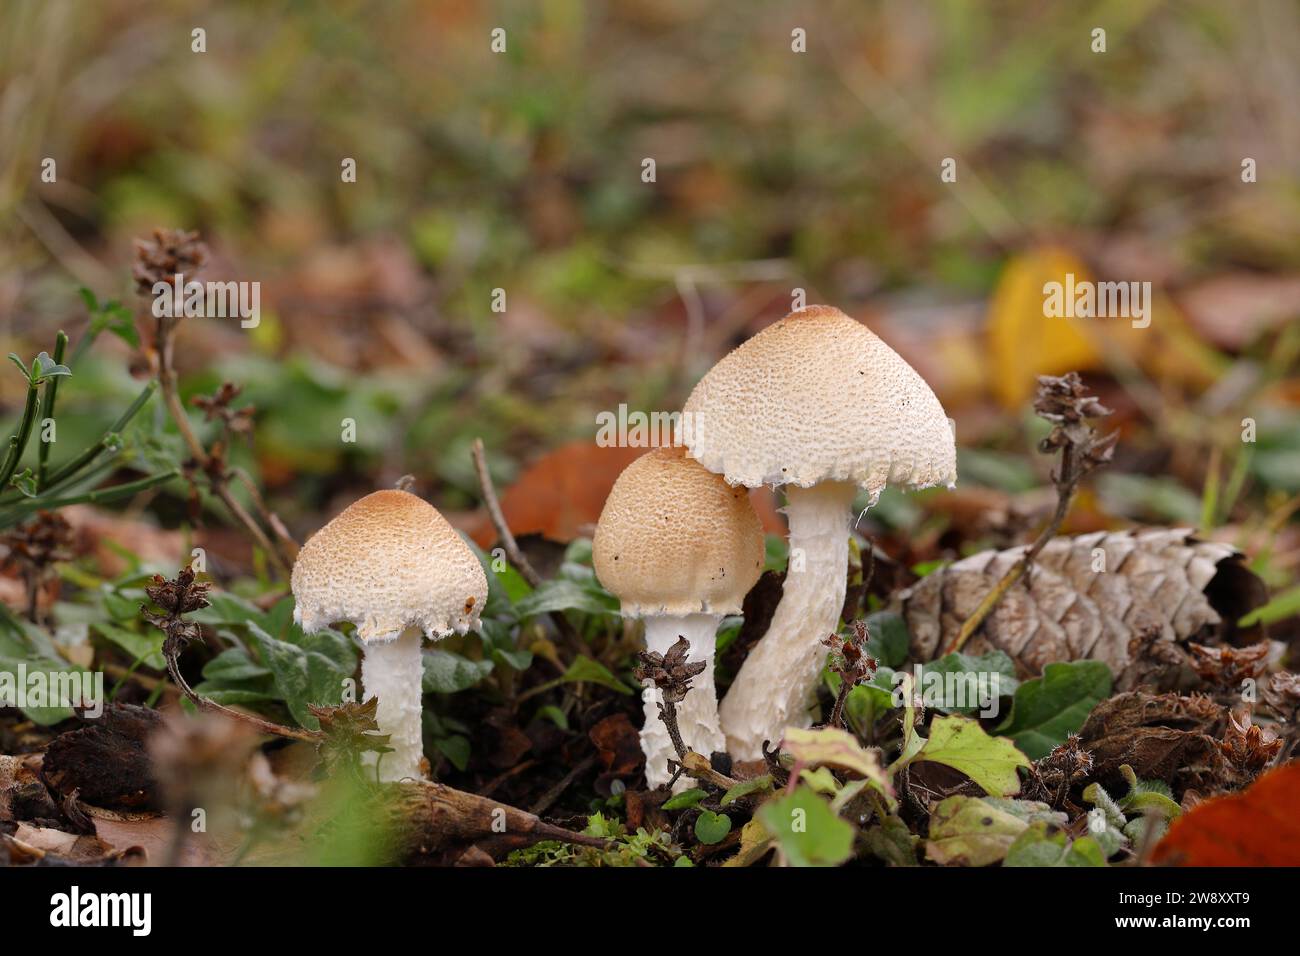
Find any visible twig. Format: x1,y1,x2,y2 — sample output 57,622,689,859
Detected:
471,437,541,587
942,373,1115,656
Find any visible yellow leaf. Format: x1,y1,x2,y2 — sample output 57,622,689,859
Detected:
987,247,1102,409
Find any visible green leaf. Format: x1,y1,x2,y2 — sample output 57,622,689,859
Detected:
1238,583,1300,628
862,814,920,866
757,786,856,867
781,726,889,792
33,352,71,381
91,621,165,670
433,733,471,771
561,654,632,694
244,621,354,730
995,661,1112,759
918,650,1019,715
694,810,732,845
662,788,708,811
722,775,773,806
1004,821,1108,867
861,611,910,668
916,715,1031,796
926,795,1028,866
513,579,619,619
201,648,271,682
7,353,31,381
0,655,87,725
422,648,493,694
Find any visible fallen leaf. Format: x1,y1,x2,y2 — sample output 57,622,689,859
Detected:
925,795,1027,866
1153,763,1300,866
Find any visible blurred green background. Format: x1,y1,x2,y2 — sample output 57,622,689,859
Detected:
1,0,1298,578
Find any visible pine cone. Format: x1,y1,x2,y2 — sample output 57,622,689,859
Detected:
892,528,1265,676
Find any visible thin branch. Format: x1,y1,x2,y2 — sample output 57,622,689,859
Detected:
471,437,541,588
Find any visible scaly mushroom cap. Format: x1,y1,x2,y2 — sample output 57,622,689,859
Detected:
593,446,765,617
291,489,488,643
682,305,956,502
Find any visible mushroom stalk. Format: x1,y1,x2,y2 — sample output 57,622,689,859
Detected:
720,481,857,759
640,612,726,789
361,626,426,783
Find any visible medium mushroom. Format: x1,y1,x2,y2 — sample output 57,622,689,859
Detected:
291,489,488,782
592,446,764,788
682,305,956,759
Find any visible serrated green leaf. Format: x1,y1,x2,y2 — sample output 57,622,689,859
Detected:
917,714,1030,796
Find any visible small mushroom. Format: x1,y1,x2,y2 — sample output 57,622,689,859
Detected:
291,489,488,782
592,446,764,789
683,305,956,759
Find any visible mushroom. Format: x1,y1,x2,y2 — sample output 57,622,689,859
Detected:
291,489,488,782
682,305,956,759
592,446,764,788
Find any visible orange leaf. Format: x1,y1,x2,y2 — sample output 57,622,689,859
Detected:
470,441,785,546
1152,762,1300,866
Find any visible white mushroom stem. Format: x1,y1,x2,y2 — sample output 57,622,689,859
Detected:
360,626,426,783
720,481,857,760
640,613,726,790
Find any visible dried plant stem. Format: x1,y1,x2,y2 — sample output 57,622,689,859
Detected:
162,636,321,742
154,317,294,578
471,437,541,587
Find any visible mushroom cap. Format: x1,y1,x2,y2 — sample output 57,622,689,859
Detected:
592,446,765,617
682,305,956,501
291,489,488,643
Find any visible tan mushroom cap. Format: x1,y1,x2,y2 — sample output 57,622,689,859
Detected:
291,489,488,643
593,446,765,617
682,305,956,501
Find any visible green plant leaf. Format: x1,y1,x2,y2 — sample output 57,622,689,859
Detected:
781,725,889,792
1004,821,1108,867
917,714,1031,796
918,649,1019,715
721,775,773,806
91,621,165,670
995,660,1112,759
756,786,856,867
662,788,708,811
861,610,910,668
512,579,619,619
561,654,632,694
926,795,1028,866
422,648,493,693
694,810,732,845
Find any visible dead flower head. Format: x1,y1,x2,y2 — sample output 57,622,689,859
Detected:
132,228,209,296
1219,712,1282,773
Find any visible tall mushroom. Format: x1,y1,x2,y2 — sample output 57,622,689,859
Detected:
683,305,956,759
291,489,488,782
592,446,764,788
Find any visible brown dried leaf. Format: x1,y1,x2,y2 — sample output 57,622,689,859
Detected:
894,528,1264,677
